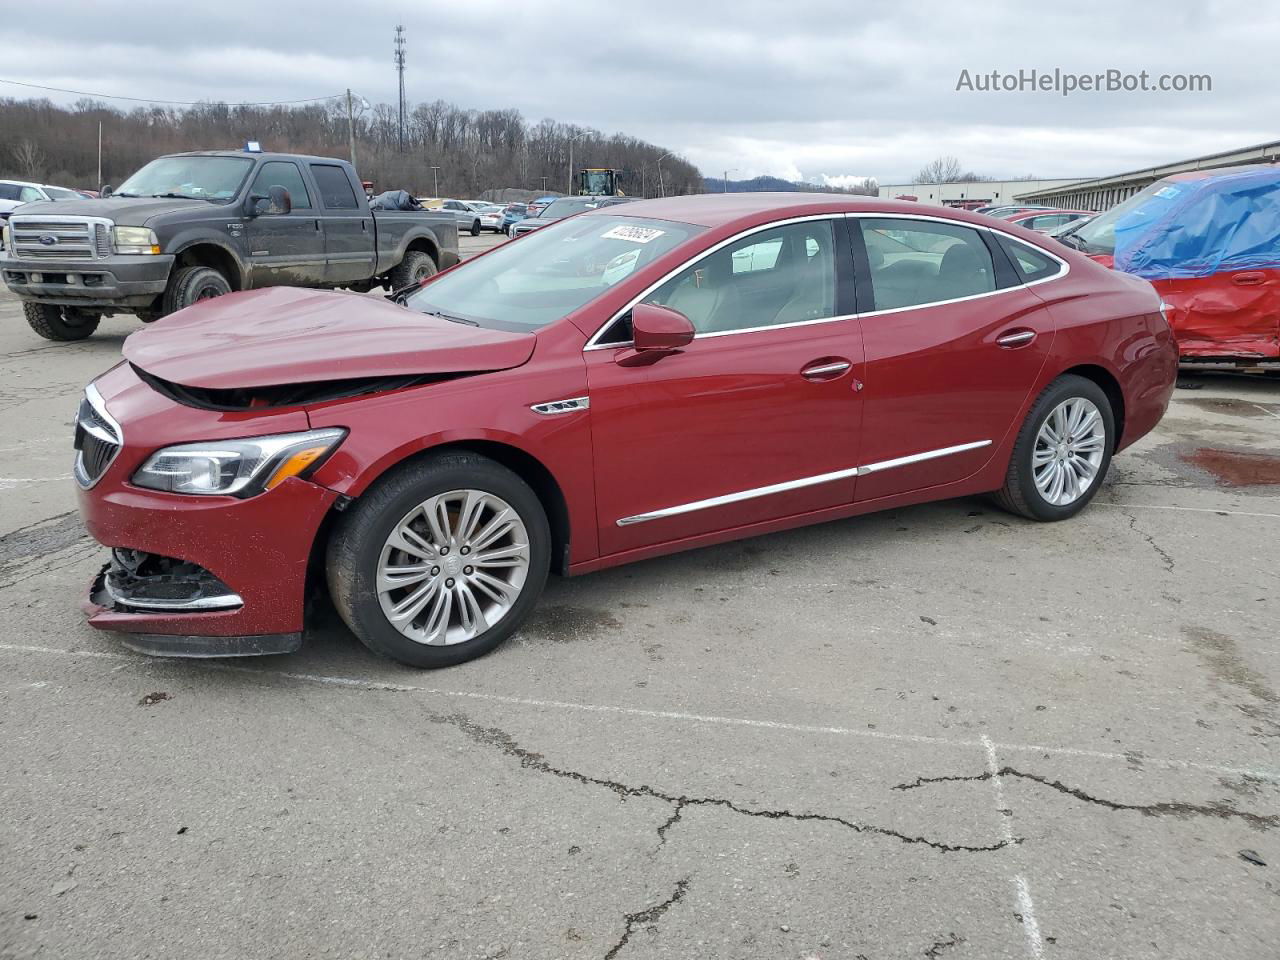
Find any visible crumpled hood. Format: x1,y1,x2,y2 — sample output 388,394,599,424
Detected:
123,287,536,389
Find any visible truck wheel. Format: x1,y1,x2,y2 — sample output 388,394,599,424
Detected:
470,219,481,237
162,265,231,316
388,250,438,289
23,302,100,341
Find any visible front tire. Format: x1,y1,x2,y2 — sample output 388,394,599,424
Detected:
326,452,551,668
162,265,231,316
470,219,481,237
23,302,100,341
994,374,1114,521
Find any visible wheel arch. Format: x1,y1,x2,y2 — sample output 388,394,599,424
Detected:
172,241,245,291
394,231,441,269
323,438,572,577
1057,363,1126,443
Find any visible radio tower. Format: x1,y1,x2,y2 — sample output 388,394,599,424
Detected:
394,25,407,152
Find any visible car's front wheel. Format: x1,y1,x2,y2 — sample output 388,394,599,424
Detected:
994,374,1114,521
327,452,550,668
470,219,481,237
23,302,100,341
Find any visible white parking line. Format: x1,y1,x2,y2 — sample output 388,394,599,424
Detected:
2,642,1277,781
985,736,1046,959
1095,501,1280,520
1014,875,1045,960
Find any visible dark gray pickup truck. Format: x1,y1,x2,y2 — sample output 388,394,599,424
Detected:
0,151,459,340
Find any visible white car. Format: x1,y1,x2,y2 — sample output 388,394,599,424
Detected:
0,180,83,216
475,203,506,233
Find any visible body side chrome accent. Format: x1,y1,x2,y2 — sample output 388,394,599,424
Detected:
995,330,1037,347
102,575,245,612
856,440,992,476
615,439,993,526
530,396,590,415
801,360,853,377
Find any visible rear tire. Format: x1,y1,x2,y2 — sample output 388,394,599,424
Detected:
326,452,550,668
23,302,99,341
387,250,438,290
470,219,481,237
162,265,231,316
994,374,1114,521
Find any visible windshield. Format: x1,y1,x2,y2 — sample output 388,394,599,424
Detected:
1067,182,1169,256
538,197,607,220
115,156,253,202
405,214,702,332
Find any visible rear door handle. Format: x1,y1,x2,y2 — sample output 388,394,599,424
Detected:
1232,271,1265,285
996,329,1037,348
801,359,851,380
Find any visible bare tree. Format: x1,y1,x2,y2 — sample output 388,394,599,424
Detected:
10,138,46,180
915,155,965,184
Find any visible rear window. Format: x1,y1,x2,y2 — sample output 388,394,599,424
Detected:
998,236,1064,283
309,164,358,210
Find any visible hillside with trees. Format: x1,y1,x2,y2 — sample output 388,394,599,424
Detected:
702,174,878,195
0,96,704,199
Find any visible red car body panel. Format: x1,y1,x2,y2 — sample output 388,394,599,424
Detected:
124,286,536,388
75,194,1177,647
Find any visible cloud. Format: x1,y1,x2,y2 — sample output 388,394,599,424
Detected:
3,0,1275,184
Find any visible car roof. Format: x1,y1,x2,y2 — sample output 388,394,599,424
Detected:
165,150,351,165
0,179,42,187
583,192,1009,229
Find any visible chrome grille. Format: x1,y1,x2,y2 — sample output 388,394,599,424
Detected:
73,385,122,488
9,215,112,262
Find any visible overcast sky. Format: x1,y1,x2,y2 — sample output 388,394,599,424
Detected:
4,0,1275,185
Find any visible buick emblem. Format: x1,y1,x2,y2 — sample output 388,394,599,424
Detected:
38,235,58,246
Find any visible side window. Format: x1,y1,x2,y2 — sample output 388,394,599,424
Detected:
309,164,359,210
249,162,312,210
642,220,837,335
19,186,42,202
0,184,19,201
998,236,1064,283
860,218,995,311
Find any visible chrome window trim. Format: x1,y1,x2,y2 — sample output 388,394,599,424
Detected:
583,210,1071,351
74,383,123,490
584,213,845,351
615,439,992,526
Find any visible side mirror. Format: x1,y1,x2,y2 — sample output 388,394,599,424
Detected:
100,185,113,198
631,302,694,352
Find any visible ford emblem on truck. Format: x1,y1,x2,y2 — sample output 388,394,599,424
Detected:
38,235,58,246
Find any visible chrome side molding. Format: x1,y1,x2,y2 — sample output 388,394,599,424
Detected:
531,397,590,415
616,440,992,526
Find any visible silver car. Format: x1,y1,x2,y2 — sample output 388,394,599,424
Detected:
437,199,483,237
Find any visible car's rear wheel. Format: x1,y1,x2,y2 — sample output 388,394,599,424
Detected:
326,452,550,668
163,265,231,316
387,250,438,289
994,374,1114,521
470,219,481,237
23,302,100,341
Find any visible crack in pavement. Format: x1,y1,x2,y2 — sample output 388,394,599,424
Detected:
604,876,689,960
430,712,1015,853
923,932,965,957
893,767,1278,829
1124,512,1176,572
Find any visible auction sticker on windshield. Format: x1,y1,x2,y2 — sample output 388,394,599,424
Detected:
601,224,666,244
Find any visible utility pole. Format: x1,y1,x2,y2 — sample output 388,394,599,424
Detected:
430,166,440,196
568,132,588,195
346,89,357,170
657,152,672,198
722,168,738,192
394,25,407,152
96,121,103,191
539,176,549,193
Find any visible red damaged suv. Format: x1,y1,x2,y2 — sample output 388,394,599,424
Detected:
77,194,1177,667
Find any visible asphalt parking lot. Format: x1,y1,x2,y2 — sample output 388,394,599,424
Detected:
1,232,1277,959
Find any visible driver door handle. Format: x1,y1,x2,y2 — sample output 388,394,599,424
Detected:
1232,271,1265,285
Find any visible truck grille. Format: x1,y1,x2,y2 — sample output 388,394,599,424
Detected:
73,385,122,488
9,216,112,262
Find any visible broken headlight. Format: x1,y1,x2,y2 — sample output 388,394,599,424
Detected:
132,428,346,497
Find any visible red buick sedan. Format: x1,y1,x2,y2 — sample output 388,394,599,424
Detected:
76,194,1177,667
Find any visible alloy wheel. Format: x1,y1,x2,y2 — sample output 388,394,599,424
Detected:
1032,397,1107,506
376,489,530,645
